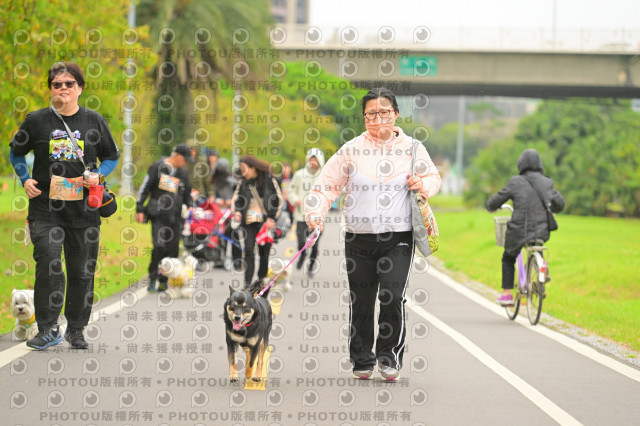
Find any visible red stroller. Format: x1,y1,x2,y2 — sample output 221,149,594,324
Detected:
183,200,234,270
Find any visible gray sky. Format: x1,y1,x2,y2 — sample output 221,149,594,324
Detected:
310,0,640,29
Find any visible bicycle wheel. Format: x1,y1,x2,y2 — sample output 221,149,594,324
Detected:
526,255,544,325
505,274,521,320
505,293,520,320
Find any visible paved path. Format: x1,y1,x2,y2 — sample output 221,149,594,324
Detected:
1,211,640,425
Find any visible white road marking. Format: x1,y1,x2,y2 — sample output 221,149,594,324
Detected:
0,286,148,369
408,303,583,426
427,267,640,384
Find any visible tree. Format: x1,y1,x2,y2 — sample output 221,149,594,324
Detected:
430,117,519,168
465,99,640,217
0,0,152,176
271,61,368,148
136,0,274,153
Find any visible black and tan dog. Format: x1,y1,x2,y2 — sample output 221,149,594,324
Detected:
224,279,272,382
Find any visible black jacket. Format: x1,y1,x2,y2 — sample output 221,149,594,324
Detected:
137,158,192,223
486,149,565,256
232,175,283,224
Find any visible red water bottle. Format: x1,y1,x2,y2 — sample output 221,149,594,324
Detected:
88,184,104,208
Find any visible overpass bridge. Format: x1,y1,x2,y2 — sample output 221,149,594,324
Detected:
269,25,640,98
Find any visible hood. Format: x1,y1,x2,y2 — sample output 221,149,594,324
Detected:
517,149,544,174
215,158,230,173
305,148,325,170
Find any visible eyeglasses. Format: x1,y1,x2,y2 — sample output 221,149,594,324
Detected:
363,109,395,120
51,80,77,89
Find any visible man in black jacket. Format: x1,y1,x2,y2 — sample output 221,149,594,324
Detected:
486,149,565,305
137,144,192,292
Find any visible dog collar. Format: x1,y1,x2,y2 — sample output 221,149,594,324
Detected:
244,313,257,328
19,314,36,327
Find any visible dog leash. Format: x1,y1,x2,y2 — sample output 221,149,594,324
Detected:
212,229,242,249
257,227,321,298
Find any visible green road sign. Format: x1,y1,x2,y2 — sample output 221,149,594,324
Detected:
399,55,437,76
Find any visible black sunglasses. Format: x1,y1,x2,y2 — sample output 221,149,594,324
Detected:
51,80,77,89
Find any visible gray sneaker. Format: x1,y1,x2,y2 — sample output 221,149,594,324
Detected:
26,326,62,350
378,362,400,381
353,369,373,380
64,327,88,349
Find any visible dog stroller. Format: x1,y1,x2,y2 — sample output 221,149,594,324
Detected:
183,200,234,270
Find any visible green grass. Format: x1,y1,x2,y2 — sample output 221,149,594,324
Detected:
0,176,152,333
434,206,640,352
429,194,466,210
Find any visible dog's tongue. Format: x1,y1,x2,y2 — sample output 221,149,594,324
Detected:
232,321,243,331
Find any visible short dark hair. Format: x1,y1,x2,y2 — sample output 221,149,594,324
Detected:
361,87,399,115
48,61,85,89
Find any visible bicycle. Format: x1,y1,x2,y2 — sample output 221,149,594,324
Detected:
493,204,550,325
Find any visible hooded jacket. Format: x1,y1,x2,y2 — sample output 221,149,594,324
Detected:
486,149,565,256
288,148,326,222
305,128,441,234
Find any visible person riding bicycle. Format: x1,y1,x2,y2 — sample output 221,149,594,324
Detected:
486,148,565,306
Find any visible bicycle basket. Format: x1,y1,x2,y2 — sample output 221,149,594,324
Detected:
494,216,510,247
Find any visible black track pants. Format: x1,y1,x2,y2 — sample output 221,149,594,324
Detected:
345,231,414,371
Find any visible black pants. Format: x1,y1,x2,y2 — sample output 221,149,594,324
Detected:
149,219,182,284
345,231,413,371
296,221,321,269
232,222,271,287
502,251,518,290
29,220,100,330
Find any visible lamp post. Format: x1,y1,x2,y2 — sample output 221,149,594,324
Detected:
455,96,465,194
121,0,135,195
552,0,558,49
232,88,241,172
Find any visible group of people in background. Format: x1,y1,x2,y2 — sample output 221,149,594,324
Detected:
135,139,324,291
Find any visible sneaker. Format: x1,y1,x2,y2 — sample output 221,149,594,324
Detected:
353,369,373,380
157,281,168,292
26,326,62,350
64,327,88,349
378,362,400,381
147,280,157,293
496,293,514,306
233,259,244,272
306,260,316,278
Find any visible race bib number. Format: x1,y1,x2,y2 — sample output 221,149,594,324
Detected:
49,175,83,201
246,198,264,224
158,174,180,193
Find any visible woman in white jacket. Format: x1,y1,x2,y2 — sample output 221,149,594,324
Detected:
287,148,325,277
305,88,441,381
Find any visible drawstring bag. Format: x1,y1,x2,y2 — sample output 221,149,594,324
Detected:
410,140,439,257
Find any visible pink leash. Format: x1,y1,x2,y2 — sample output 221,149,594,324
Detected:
257,228,321,298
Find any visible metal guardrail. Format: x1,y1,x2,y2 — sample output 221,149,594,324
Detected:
268,24,640,53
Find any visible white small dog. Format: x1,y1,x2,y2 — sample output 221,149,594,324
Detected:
267,268,292,292
158,255,198,298
11,289,38,341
